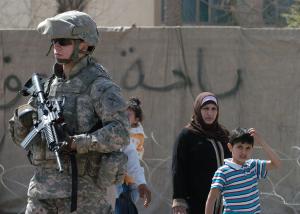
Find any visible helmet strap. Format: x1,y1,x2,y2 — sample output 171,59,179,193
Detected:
46,43,53,56
70,40,81,62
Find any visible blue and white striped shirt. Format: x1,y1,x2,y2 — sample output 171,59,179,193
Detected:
211,158,267,214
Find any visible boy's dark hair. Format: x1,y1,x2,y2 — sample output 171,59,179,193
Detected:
127,97,143,122
229,128,254,146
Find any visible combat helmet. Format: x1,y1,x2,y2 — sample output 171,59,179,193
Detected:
37,10,99,63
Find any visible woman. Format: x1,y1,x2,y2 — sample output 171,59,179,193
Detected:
172,92,231,214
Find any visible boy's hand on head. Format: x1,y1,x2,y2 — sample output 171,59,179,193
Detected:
248,128,263,146
248,127,256,135
248,128,281,170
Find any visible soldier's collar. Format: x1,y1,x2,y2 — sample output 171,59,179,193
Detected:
53,63,64,78
68,55,89,79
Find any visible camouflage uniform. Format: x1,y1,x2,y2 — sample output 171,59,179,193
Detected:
9,11,129,214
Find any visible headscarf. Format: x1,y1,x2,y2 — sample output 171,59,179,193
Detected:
186,92,229,144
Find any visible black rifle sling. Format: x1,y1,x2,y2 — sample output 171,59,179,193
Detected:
70,153,78,212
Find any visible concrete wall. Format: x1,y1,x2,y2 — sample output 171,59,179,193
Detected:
0,27,300,213
0,0,156,29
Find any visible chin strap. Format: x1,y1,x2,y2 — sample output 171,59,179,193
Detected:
46,43,53,56
70,40,81,62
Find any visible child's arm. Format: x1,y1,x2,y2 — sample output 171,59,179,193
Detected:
249,128,282,170
205,188,220,214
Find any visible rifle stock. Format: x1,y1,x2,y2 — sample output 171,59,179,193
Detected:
20,123,43,149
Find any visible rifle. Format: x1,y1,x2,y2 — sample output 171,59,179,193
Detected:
20,73,65,172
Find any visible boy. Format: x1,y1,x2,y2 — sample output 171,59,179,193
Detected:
205,128,281,214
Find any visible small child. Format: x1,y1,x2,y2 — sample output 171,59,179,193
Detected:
115,97,151,213
127,97,146,160
205,128,281,214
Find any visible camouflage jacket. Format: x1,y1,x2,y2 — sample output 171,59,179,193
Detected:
9,56,129,199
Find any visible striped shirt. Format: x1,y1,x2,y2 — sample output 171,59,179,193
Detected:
211,158,267,214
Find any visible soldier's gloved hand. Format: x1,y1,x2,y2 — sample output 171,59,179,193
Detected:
58,141,71,153
67,134,91,154
67,136,77,151
59,137,76,153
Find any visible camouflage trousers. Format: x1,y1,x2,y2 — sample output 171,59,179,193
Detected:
25,196,113,214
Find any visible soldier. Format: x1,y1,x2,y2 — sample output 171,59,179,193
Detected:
9,10,129,213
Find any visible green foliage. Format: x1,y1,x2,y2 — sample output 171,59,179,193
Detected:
282,0,300,27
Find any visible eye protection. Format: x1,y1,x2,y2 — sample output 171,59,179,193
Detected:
51,38,73,46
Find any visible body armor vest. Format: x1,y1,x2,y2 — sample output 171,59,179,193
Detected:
31,62,111,177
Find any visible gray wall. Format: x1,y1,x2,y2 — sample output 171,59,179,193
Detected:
0,27,299,213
